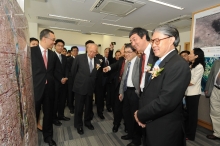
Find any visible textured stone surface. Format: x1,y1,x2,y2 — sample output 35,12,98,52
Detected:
0,0,37,145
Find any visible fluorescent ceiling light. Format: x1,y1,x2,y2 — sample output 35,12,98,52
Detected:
102,23,133,29
126,8,137,15
90,31,114,36
50,27,81,32
48,14,90,22
148,0,184,10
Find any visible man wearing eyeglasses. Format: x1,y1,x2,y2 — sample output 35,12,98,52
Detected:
31,29,59,146
133,25,191,146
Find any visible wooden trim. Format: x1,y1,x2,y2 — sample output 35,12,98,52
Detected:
197,119,213,131
184,42,190,51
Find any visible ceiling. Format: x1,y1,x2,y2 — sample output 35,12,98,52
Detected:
24,0,220,37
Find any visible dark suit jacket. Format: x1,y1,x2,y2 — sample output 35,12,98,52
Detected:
31,46,59,101
108,49,117,65
71,54,100,96
54,54,68,83
109,57,125,88
205,60,220,97
67,57,75,85
137,50,191,146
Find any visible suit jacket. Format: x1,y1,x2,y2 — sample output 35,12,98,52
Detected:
54,54,68,84
185,63,204,96
67,57,75,85
108,49,117,65
137,50,191,146
205,60,220,98
109,57,125,88
119,57,140,97
71,54,100,96
31,46,59,101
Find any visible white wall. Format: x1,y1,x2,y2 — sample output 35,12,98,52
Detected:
29,22,39,39
179,31,191,51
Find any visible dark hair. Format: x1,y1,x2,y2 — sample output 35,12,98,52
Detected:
71,46,78,51
191,48,205,70
179,50,190,55
115,50,121,55
67,50,71,53
152,24,180,47
40,29,54,40
30,37,39,43
85,40,94,46
54,39,65,46
63,47,67,51
129,27,150,41
124,43,136,52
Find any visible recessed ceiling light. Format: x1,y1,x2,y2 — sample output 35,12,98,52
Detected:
48,14,90,22
50,27,81,32
148,0,184,10
102,23,133,29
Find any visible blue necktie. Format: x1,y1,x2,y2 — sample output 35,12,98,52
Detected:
123,62,131,92
89,59,93,73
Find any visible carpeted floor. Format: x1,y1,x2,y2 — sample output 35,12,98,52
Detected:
38,106,220,146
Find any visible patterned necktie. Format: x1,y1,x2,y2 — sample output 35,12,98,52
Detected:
89,59,93,73
59,54,62,63
43,49,47,69
123,62,131,92
140,53,146,84
216,72,220,85
105,58,109,66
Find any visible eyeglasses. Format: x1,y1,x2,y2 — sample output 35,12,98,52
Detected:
124,51,133,54
45,37,56,42
150,36,171,45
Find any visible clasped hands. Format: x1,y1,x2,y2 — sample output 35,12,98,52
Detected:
134,110,146,128
61,77,68,84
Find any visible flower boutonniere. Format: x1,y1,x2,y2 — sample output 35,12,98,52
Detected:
99,59,103,63
145,63,152,72
96,64,101,70
149,66,164,79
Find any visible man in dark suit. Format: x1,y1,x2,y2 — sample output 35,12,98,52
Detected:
31,29,58,146
53,39,70,126
71,43,100,135
67,46,78,114
133,25,191,146
119,43,142,146
205,60,220,140
103,48,126,133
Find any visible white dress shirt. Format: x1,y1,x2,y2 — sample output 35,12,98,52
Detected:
55,51,62,62
126,56,137,87
140,44,151,91
39,44,48,59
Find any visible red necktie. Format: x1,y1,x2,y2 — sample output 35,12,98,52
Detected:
140,53,145,84
119,59,125,81
43,50,47,84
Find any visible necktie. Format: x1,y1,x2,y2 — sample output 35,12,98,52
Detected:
59,54,62,63
140,53,146,84
43,50,47,69
105,58,109,66
123,62,131,92
89,59,93,73
216,72,220,85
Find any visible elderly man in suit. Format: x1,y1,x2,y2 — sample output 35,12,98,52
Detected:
205,60,220,140
71,43,100,135
31,29,58,146
119,43,142,146
133,25,191,146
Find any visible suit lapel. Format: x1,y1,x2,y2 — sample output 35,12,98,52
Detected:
84,54,91,74
37,46,47,70
145,50,177,88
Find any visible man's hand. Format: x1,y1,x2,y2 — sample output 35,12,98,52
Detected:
134,111,146,128
119,94,123,101
205,90,208,95
61,78,68,84
103,67,109,72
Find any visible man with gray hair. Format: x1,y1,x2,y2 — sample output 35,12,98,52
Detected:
134,25,191,146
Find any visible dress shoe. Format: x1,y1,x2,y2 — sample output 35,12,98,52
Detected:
53,120,62,126
98,114,105,119
112,124,119,133
45,139,57,146
206,134,220,140
121,135,132,140
127,142,140,146
77,127,84,135
107,108,112,112
85,124,94,130
124,127,128,133
58,116,70,121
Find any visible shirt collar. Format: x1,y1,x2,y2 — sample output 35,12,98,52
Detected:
160,49,175,61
